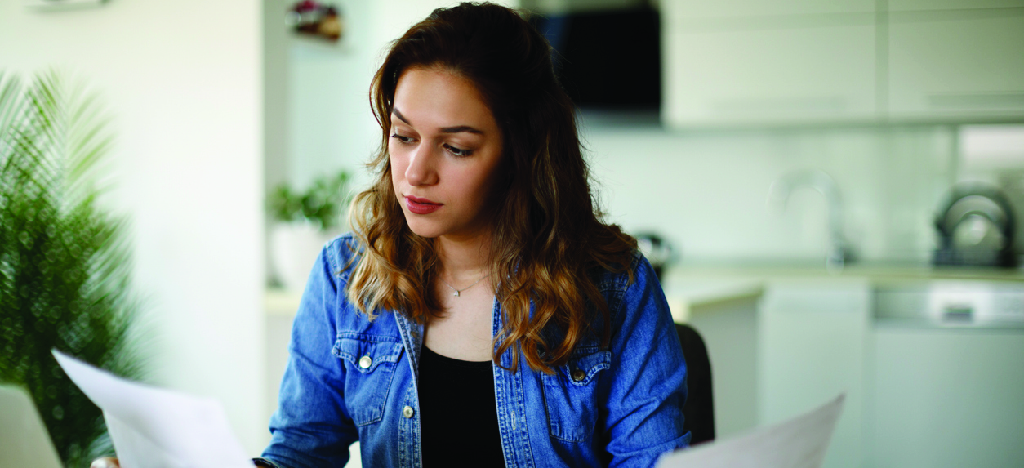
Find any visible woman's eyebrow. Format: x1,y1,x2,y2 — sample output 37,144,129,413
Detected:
392,108,412,125
392,108,484,135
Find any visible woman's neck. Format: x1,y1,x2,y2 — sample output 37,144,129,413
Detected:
435,234,491,281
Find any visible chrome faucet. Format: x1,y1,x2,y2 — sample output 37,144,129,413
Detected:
767,169,855,269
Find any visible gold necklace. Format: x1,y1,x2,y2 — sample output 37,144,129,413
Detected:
440,273,490,297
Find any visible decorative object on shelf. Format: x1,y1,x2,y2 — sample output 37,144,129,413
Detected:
286,1,343,42
0,70,144,468
267,170,350,290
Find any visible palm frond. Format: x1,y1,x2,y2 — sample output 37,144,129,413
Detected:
0,70,144,467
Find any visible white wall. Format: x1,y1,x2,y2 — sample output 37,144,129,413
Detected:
266,0,292,288
285,0,381,195
0,0,267,454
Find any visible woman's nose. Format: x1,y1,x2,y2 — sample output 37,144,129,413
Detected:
404,143,437,186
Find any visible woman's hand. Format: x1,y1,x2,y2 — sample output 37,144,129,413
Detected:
90,457,119,468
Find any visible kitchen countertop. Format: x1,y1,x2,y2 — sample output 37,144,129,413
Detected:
660,279,764,323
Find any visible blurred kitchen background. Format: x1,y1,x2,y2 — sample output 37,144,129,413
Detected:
3,0,1023,467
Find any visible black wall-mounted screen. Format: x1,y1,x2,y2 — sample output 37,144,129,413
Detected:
531,7,662,112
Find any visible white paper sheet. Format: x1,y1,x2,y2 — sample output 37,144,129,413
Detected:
656,394,846,468
52,350,254,468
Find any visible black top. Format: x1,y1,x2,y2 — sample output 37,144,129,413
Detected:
418,345,506,467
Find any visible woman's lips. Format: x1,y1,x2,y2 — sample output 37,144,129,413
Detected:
405,195,442,214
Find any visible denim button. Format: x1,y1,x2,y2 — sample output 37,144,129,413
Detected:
359,355,373,369
402,406,414,418
571,369,585,382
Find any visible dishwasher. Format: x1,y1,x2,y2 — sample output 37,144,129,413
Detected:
868,281,1024,468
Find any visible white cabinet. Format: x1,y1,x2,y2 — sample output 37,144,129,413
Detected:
660,0,1024,126
661,0,877,127
759,280,870,468
867,327,1024,468
886,8,1024,120
663,22,877,127
664,279,766,438
682,289,763,438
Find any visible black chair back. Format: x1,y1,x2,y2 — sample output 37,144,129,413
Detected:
675,323,715,444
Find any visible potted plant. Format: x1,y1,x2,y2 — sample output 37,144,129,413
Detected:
267,169,350,290
0,71,143,468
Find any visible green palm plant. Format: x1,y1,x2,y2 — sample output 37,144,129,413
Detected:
0,71,144,467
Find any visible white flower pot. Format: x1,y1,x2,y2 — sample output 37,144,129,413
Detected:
269,222,340,291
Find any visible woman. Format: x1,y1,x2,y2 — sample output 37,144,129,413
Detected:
94,3,689,468
259,3,688,467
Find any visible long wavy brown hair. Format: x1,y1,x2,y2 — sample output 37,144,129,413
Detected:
347,2,637,373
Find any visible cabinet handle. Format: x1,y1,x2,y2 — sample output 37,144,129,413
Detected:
928,92,1024,109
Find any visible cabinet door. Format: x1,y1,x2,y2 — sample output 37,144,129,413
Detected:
887,10,1024,120
759,280,870,468
662,0,874,20
663,21,877,127
867,327,1024,468
686,296,761,439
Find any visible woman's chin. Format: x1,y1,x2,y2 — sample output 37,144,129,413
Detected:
404,221,442,239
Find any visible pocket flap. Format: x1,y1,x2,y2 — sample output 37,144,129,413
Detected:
567,348,610,386
332,334,403,374
543,347,611,387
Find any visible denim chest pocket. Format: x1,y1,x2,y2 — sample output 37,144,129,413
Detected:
541,347,611,442
333,334,404,426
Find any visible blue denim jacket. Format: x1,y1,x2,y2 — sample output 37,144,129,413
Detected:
259,234,690,467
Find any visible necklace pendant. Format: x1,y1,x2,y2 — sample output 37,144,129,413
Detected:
453,291,460,297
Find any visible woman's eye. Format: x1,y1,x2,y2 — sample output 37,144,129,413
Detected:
391,133,413,143
444,144,473,157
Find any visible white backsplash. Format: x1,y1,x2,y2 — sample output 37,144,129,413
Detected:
582,124,958,263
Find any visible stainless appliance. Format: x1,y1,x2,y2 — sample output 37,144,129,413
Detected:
869,282,1024,467
997,170,1024,265
874,282,1024,329
933,184,1018,268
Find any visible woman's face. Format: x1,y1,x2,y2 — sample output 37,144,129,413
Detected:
389,66,505,241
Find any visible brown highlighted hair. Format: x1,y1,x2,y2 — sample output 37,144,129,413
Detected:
347,2,636,373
